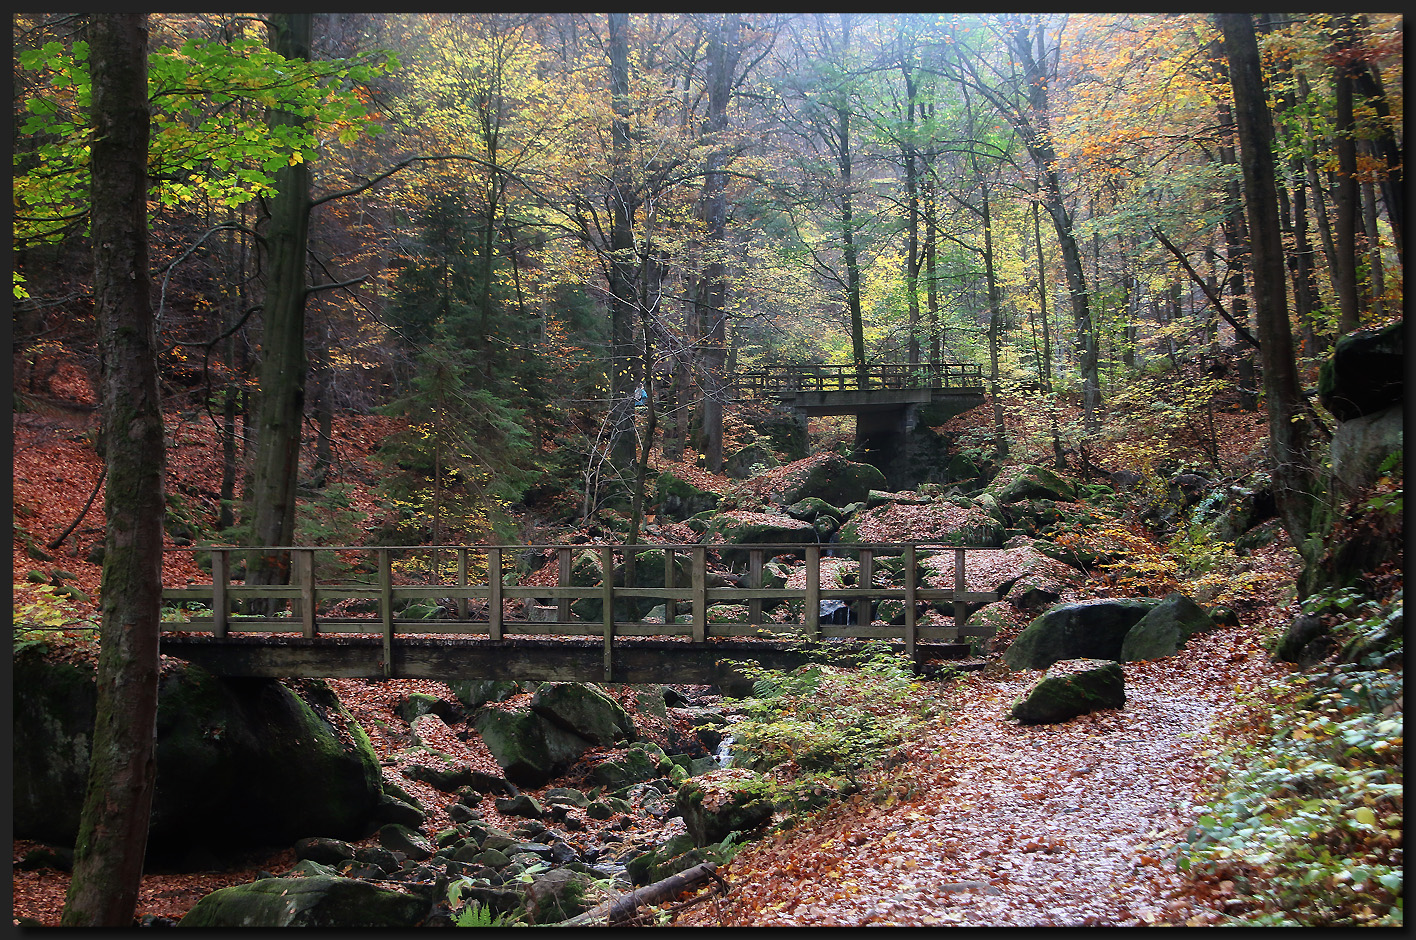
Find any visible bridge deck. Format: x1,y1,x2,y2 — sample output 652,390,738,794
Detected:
159,542,999,682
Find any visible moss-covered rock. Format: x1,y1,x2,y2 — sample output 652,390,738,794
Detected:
1317,319,1403,421
1004,598,1160,671
179,875,429,927
624,832,708,886
474,706,593,788
590,741,686,794
675,769,776,846
448,679,523,711
992,464,1078,505
1009,659,1125,724
530,682,635,746
778,454,888,508
13,655,382,858
1119,592,1218,662
654,470,721,521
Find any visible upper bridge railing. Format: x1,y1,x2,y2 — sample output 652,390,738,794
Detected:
160,542,1001,678
734,361,984,397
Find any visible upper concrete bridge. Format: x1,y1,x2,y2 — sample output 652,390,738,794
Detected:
734,362,987,488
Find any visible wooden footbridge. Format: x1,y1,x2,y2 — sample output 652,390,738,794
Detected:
159,542,1001,685
734,362,986,490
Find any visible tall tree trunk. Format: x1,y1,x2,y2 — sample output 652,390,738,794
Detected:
245,12,314,595
1361,172,1385,320
1215,86,1259,411
902,63,921,367
1216,13,1320,562
980,184,1008,465
606,12,638,472
695,13,739,474
61,13,164,927
1329,26,1363,334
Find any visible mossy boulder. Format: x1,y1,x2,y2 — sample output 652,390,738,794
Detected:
1004,598,1160,671
1009,659,1125,724
1119,592,1218,662
675,769,776,846
449,679,523,711
654,470,721,521
778,454,887,509
179,875,429,927
590,741,686,794
992,464,1078,505
1317,319,1403,421
530,682,635,746
474,706,593,788
12,654,382,858
624,832,709,886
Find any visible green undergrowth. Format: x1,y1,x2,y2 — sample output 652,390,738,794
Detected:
727,644,948,813
1179,596,1404,926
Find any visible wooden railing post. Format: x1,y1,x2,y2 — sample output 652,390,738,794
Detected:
691,546,707,642
488,547,503,640
601,546,615,681
296,548,316,638
748,549,764,627
904,544,917,661
805,545,820,640
953,546,967,639
557,547,572,623
212,549,228,638
663,547,676,625
856,548,873,627
457,547,469,620
379,548,393,678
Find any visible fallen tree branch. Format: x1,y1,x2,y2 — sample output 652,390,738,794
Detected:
555,861,720,927
47,467,106,550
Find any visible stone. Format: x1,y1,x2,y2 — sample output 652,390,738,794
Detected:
12,655,382,860
354,845,401,873
624,833,706,886
654,470,721,521
525,868,601,924
475,707,592,788
1120,592,1218,662
1329,404,1403,497
675,769,775,846
378,823,434,861
495,794,545,818
1009,659,1126,724
1004,598,1160,671
448,679,522,711
402,759,478,793
1318,319,1403,420
589,742,686,795
993,464,1078,505
530,682,634,746
394,692,459,724
294,836,357,866
777,453,888,508
179,876,429,927
543,786,590,809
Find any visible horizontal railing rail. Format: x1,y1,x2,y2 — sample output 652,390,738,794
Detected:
161,542,1002,678
735,361,985,397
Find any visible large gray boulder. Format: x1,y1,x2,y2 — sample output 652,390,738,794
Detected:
530,682,635,745
179,875,429,927
1009,659,1125,724
1120,592,1219,662
654,469,721,521
12,653,382,857
778,454,887,508
474,706,593,788
1004,598,1160,671
992,464,1078,505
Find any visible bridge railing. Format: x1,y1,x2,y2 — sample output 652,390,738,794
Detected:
161,542,1002,676
734,361,984,397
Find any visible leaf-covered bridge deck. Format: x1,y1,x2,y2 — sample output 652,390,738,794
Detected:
159,542,1000,683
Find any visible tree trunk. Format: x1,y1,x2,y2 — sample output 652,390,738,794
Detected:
245,12,314,595
1330,30,1363,334
1216,13,1320,562
61,13,164,927
902,64,922,368
980,184,1008,465
606,12,639,473
695,13,739,474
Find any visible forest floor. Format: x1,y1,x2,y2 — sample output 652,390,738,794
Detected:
12,381,1308,926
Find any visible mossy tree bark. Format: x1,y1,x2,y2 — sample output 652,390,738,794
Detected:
61,13,165,927
244,12,313,601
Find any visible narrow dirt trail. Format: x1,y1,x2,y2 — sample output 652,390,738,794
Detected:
674,627,1290,927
